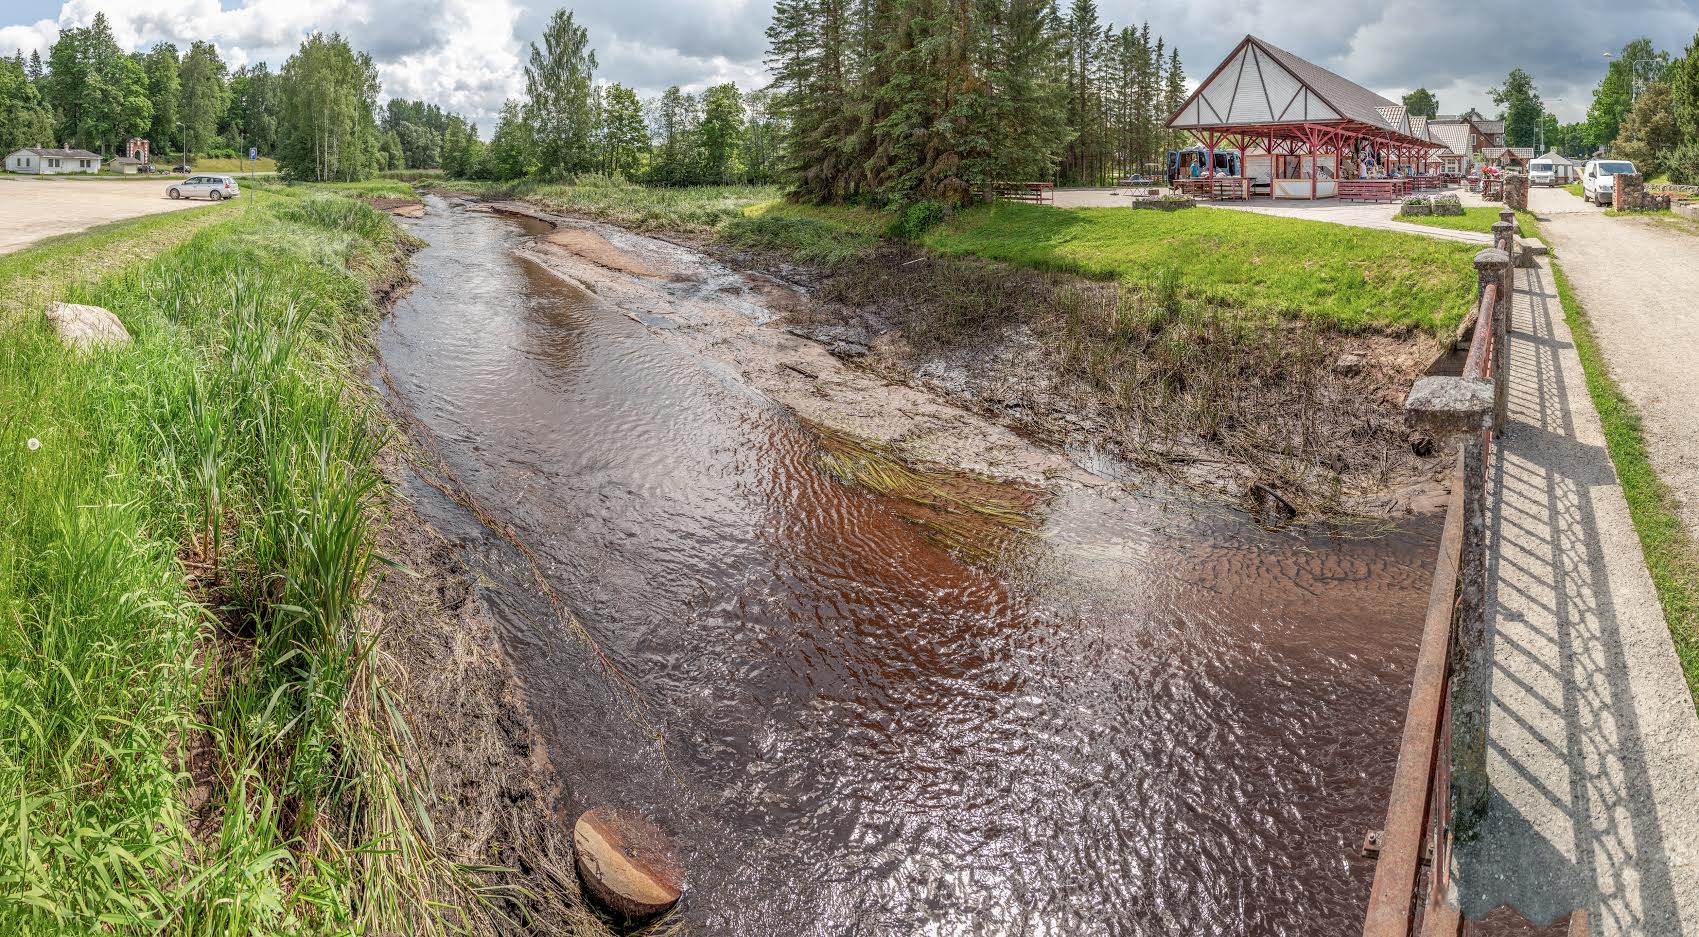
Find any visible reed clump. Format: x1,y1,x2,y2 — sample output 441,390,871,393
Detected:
0,189,544,934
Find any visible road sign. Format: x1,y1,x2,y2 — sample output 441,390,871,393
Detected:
249,147,257,161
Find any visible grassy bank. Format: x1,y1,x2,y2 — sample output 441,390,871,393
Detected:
919,202,1478,332
0,188,481,932
1549,261,1699,707
431,174,782,233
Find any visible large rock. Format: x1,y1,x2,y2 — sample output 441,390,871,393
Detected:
44,302,130,351
572,806,683,919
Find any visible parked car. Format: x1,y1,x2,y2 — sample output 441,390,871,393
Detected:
172,164,192,173
166,174,241,201
1582,159,1636,205
1528,159,1557,186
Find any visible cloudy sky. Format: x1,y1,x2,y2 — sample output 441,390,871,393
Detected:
3,0,1696,134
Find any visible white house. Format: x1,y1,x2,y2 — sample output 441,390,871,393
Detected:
5,147,103,175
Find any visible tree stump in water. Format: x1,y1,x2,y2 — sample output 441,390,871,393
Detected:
573,806,683,920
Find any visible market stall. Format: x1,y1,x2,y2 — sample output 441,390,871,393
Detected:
1164,35,1443,201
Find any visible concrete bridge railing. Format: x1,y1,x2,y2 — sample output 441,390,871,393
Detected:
1361,209,1520,937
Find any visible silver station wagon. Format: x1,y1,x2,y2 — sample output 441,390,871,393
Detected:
166,174,241,201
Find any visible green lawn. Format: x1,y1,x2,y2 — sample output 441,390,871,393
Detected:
1397,206,1539,237
921,202,1479,332
1550,261,1699,710
1565,182,1584,199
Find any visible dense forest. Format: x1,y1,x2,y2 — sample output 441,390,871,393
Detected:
766,0,1187,206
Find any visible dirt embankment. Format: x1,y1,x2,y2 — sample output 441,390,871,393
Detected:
363,256,605,935
474,197,1451,519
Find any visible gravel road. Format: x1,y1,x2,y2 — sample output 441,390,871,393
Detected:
1535,184,1699,539
0,176,213,254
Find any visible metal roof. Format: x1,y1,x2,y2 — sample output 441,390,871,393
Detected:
11,147,102,159
1166,36,1437,148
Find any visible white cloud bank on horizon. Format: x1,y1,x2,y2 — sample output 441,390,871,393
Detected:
3,0,1696,133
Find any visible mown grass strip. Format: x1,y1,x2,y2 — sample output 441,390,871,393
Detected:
1396,206,1539,237
1549,259,1699,710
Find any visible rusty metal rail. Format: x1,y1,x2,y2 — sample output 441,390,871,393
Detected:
1362,210,1519,937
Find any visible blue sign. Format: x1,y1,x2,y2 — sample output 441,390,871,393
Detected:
249,147,257,161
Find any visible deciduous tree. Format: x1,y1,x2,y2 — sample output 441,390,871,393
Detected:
524,9,597,176
178,41,229,155
1402,87,1438,119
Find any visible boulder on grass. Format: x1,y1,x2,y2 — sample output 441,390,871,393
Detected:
573,806,684,920
44,302,130,351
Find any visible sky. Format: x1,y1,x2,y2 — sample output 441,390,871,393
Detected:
3,0,1696,134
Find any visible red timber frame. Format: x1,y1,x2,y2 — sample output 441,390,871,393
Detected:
1185,121,1439,199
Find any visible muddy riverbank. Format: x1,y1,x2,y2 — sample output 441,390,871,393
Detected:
371,195,1445,935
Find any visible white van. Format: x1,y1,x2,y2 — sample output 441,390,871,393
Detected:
1529,160,1556,186
1581,159,1636,205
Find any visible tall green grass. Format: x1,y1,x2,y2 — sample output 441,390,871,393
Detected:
0,189,475,934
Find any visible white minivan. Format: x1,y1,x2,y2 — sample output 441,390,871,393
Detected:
166,174,241,201
1529,159,1557,186
1581,159,1636,205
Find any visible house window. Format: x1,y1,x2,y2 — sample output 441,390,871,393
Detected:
48,158,59,168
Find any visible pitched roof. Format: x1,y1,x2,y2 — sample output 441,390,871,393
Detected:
1253,37,1414,134
12,147,102,158
1535,150,1576,166
1482,146,1534,160
1166,35,1447,150
1474,119,1505,135
1425,119,1471,156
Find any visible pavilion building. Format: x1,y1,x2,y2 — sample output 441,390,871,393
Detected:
1165,35,1443,199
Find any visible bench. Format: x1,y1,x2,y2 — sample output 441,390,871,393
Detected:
1337,179,1401,202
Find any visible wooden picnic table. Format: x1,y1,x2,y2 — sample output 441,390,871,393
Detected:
993,181,1055,204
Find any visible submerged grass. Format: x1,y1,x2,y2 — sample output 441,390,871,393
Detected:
1549,260,1699,711
0,188,508,933
809,422,1040,565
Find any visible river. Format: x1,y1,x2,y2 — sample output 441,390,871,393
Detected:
377,197,1439,936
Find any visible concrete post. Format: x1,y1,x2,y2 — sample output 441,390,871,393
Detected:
1475,248,1512,434
1404,375,1496,841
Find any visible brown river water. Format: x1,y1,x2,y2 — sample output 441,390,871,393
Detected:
377,197,1440,936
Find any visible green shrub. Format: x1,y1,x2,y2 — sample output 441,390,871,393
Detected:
887,200,947,241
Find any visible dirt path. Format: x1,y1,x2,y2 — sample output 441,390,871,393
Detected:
1535,184,1699,539
0,176,214,254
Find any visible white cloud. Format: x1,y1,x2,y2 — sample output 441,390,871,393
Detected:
9,0,1698,132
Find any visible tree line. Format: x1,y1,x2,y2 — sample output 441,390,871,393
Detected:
0,15,287,163
470,9,783,185
1584,35,1699,183
1448,35,1699,183
765,0,1187,208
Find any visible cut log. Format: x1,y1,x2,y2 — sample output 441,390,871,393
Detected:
573,806,683,919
